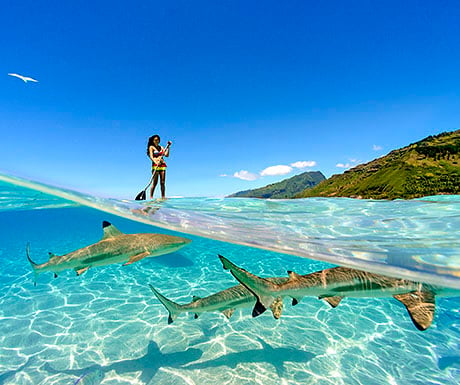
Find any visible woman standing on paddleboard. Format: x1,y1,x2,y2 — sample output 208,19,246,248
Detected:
147,135,171,199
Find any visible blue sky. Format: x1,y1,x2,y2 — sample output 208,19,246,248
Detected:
1,1,459,198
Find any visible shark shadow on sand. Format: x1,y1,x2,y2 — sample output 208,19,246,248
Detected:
43,340,202,384
184,338,315,378
0,359,29,385
153,252,194,268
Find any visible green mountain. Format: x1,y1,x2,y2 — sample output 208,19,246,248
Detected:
228,171,326,199
297,129,460,200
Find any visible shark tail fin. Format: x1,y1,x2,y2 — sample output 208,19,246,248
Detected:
26,243,39,286
149,285,182,324
219,255,278,313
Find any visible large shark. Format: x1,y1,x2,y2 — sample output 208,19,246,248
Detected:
27,221,191,284
219,255,460,331
149,279,287,324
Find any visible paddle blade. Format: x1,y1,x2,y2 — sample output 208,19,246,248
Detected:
135,190,146,200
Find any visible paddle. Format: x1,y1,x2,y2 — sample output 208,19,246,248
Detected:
135,142,171,201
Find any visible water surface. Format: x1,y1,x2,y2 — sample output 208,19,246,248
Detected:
0,174,459,384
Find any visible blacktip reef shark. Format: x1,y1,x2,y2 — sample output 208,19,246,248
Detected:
26,221,191,284
219,255,460,331
149,279,287,324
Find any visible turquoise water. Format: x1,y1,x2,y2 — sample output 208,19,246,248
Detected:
0,174,459,384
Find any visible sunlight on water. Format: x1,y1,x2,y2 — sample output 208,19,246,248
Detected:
0,173,459,384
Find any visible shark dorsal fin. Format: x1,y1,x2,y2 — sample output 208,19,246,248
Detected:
222,308,235,319
192,296,202,302
287,271,302,280
48,252,58,259
393,290,436,331
102,221,123,240
321,296,343,308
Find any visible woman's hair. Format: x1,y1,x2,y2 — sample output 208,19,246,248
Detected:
147,135,161,156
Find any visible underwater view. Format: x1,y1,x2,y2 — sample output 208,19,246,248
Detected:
0,174,459,385
3,1,460,384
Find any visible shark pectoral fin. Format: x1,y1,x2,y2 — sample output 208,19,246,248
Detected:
222,308,235,319
101,221,124,240
321,296,343,308
75,267,90,276
252,294,276,317
393,291,436,331
252,300,267,317
269,297,283,319
192,296,202,302
122,251,150,266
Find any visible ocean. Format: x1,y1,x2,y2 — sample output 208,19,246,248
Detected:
0,174,459,385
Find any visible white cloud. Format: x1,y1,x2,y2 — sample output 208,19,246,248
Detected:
290,160,317,168
373,144,383,151
260,165,293,176
231,161,316,181
233,170,259,181
219,174,228,177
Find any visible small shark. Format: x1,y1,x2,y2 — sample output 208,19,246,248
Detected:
27,221,191,284
219,255,460,331
149,278,288,324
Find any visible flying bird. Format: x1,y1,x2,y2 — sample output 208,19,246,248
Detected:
8,73,38,83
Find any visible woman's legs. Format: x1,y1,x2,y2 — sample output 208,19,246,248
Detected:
159,170,166,199
149,172,160,199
